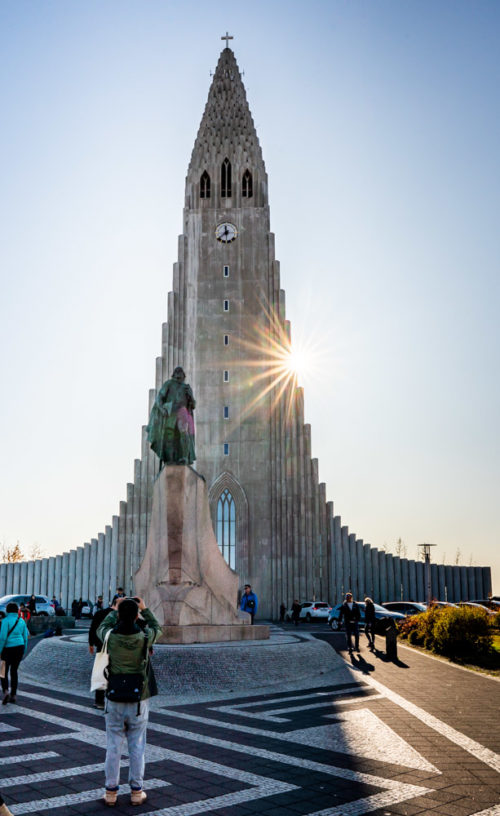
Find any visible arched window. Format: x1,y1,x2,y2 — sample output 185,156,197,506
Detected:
221,158,232,198
242,169,253,198
200,170,211,199
217,489,236,568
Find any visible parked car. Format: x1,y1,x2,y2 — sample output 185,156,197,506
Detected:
328,602,404,630
382,602,427,616
457,601,495,615
285,601,331,622
428,601,458,608
469,599,500,611
80,600,93,618
0,594,55,616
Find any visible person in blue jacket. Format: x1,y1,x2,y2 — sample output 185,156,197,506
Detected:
240,584,258,624
0,602,29,705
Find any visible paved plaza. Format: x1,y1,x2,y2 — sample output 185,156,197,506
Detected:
0,626,499,816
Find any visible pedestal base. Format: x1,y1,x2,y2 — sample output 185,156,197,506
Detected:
158,624,270,644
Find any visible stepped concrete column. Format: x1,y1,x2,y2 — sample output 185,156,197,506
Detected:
467,566,476,599
341,527,350,594
378,551,387,603
445,565,454,601
438,565,446,601
12,562,21,593
474,566,484,599
408,560,417,601
26,560,34,595
61,553,70,611
416,561,425,601
33,559,41,594
333,516,342,601
0,563,6,595
364,544,373,599
356,539,364,599
97,533,105,597
386,554,395,601
348,533,357,598
460,566,469,600
74,547,83,603
54,555,62,604
110,517,119,601
47,557,55,600
41,558,48,595
20,561,28,594
401,558,409,600
68,550,76,607
89,539,98,609
5,564,13,595
82,544,90,604
328,514,336,606
370,548,379,603
103,526,112,605
431,563,439,599
482,567,492,598
393,556,401,601
452,565,461,602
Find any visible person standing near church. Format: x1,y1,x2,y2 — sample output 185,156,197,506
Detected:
98,596,160,807
240,584,258,624
0,602,29,705
338,592,361,653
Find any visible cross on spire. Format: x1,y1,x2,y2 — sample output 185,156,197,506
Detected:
221,31,234,48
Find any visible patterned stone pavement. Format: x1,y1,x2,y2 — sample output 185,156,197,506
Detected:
0,629,499,816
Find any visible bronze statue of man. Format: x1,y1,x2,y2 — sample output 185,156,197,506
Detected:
146,366,196,467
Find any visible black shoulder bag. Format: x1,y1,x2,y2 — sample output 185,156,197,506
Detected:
105,633,149,715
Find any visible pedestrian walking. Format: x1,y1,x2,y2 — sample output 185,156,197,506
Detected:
364,596,376,649
291,599,301,627
240,584,258,624
338,592,361,653
93,596,103,614
97,596,161,807
0,602,29,705
279,602,286,622
28,595,37,617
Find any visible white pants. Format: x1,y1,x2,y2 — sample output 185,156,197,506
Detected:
104,699,149,790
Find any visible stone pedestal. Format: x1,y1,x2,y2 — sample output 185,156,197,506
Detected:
134,466,269,644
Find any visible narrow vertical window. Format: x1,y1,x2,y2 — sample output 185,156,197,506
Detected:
217,488,235,568
223,300,229,312
224,334,229,345
223,443,229,456
223,406,229,419
223,265,229,277
200,170,211,199
223,370,229,382
242,169,253,198
221,158,232,197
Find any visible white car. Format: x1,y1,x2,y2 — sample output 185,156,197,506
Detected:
0,594,55,616
285,601,331,622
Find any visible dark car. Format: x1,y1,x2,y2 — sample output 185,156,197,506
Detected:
382,601,427,616
328,602,404,630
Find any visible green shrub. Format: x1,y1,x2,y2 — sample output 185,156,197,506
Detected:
432,606,492,658
491,611,500,631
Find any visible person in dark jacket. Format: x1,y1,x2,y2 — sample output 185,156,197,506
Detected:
364,596,376,649
88,599,117,709
291,600,301,627
28,595,37,616
338,593,361,653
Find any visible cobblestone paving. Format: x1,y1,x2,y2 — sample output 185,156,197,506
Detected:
0,631,499,816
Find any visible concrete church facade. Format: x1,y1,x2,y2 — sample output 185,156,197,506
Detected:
0,47,491,617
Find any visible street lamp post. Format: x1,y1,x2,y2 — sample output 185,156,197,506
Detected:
418,543,437,605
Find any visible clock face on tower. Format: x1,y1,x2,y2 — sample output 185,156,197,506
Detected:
215,222,238,243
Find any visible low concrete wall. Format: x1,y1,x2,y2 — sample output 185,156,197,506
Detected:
27,616,75,635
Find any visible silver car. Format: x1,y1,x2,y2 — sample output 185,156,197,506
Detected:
0,594,55,616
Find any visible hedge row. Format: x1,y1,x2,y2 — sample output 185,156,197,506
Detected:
398,605,493,659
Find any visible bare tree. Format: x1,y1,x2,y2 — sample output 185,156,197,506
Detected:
394,537,407,558
29,543,44,561
1,540,24,563
455,548,461,565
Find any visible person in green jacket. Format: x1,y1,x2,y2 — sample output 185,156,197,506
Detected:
97,596,161,807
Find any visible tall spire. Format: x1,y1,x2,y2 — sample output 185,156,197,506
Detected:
187,48,266,183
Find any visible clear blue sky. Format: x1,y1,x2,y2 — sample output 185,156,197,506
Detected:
1,1,499,590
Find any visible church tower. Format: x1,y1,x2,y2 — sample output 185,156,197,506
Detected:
1,43,490,617
164,46,330,617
